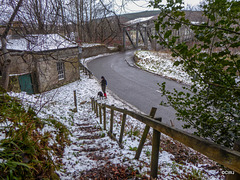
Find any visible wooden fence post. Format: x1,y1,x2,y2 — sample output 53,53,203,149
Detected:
93,99,96,113
135,107,157,160
226,139,240,180
81,63,84,70
123,27,126,50
99,104,102,124
96,102,98,117
74,90,77,111
150,117,162,179
119,111,127,145
91,98,93,111
103,104,106,130
110,105,114,134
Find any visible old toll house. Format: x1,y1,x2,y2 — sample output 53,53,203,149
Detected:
0,33,80,94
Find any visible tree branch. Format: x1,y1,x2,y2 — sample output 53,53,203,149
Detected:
1,0,24,38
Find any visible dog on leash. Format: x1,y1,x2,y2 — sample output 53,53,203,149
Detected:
97,91,104,99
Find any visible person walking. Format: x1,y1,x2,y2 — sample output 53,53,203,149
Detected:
100,76,107,98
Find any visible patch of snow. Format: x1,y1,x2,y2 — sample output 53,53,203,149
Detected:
135,50,193,85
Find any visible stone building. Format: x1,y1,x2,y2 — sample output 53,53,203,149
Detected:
0,34,80,94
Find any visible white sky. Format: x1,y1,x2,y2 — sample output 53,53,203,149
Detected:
114,0,202,14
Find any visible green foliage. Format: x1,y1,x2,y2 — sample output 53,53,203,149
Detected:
151,0,240,147
0,91,70,179
129,146,138,151
145,149,151,157
126,128,141,137
101,132,106,138
187,168,205,180
170,161,179,175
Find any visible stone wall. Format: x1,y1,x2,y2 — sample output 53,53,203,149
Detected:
8,75,21,92
0,51,33,75
36,47,79,93
9,53,34,74
81,45,111,58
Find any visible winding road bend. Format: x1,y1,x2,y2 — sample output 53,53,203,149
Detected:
87,50,189,132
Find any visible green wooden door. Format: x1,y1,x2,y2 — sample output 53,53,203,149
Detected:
18,74,34,94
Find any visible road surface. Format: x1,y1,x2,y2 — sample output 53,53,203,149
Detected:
87,51,189,131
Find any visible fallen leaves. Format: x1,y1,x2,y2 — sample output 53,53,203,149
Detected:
79,162,148,180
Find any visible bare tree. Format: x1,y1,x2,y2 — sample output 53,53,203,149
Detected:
0,0,24,90
17,0,63,34
0,0,77,91
67,0,122,44
0,0,126,91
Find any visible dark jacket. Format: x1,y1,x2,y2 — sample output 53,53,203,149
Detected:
101,78,107,86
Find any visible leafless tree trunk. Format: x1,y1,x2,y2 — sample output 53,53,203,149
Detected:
73,0,84,42
1,0,24,90
59,0,68,36
75,0,80,40
68,0,122,43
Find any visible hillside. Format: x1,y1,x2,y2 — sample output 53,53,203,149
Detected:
2,53,224,179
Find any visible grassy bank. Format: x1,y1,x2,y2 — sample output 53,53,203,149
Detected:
0,87,70,179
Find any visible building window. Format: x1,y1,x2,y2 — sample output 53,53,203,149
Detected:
57,61,65,80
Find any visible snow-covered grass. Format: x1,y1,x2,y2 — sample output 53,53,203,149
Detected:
135,50,193,85
6,54,223,179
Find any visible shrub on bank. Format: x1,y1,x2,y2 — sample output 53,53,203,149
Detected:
0,88,70,179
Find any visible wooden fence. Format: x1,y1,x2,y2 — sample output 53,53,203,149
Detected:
91,98,240,179
80,62,92,78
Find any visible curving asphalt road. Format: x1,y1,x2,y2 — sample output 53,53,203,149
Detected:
87,50,189,131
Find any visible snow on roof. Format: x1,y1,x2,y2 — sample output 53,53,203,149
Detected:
125,16,155,25
0,34,78,52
